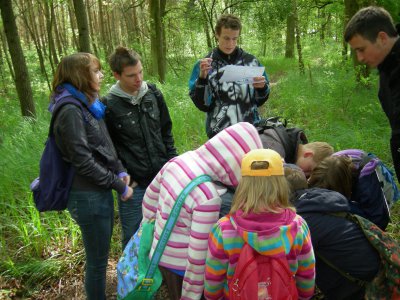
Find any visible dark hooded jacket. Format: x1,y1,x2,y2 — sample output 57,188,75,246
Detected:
260,127,307,164
293,188,380,300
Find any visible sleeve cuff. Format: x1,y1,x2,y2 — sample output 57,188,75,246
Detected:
197,77,208,85
118,172,128,178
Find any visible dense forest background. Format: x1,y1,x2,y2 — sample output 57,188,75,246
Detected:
1,0,400,298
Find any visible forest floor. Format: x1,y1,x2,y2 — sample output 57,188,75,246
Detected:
0,258,170,300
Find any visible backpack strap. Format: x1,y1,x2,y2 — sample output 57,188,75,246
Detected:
140,175,212,285
49,97,86,137
316,251,367,287
147,83,163,108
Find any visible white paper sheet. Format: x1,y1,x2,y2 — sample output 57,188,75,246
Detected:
219,65,265,83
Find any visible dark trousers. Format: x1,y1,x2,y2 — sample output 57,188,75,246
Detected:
118,186,146,250
159,266,207,300
67,189,114,300
159,266,184,300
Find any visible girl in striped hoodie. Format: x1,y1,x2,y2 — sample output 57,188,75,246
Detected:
141,122,263,300
204,149,315,299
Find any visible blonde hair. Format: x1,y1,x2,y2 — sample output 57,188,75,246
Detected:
308,155,354,198
52,52,101,103
230,175,292,215
303,142,334,164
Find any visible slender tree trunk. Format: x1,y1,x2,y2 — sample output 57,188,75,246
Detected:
51,3,63,56
149,0,166,82
200,3,213,49
0,29,14,81
97,0,109,56
131,1,141,47
19,0,50,89
72,0,91,52
344,0,370,81
68,0,78,50
293,0,304,74
285,8,295,58
86,0,98,57
0,38,8,94
319,9,325,45
160,0,167,81
59,2,68,54
44,0,58,74
0,0,36,117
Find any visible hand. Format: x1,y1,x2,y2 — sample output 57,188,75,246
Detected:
199,58,213,79
252,76,266,89
121,186,133,201
130,181,138,188
121,174,130,185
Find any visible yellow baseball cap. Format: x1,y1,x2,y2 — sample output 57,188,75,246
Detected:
241,149,284,177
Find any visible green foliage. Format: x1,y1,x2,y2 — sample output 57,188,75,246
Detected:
0,34,399,298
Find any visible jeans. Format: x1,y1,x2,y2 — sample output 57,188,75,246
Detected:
67,189,114,300
118,186,146,250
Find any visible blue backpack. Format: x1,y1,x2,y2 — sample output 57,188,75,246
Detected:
334,149,400,230
30,97,85,212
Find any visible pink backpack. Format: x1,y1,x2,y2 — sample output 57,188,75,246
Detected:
229,243,298,300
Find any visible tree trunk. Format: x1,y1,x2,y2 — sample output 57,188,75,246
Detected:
343,0,359,60
149,0,166,83
293,0,304,74
0,38,8,93
0,29,14,81
51,3,63,56
285,8,295,58
160,0,167,82
18,0,50,89
72,0,91,52
200,2,213,49
319,9,325,45
44,0,58,74
68,0,78,50
0,0,36,117
38,2,49,57
86,0,98,57
97,0,110,56
131,1,141,47
344,0,370,81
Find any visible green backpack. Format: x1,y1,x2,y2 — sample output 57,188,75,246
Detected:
318,213,400,299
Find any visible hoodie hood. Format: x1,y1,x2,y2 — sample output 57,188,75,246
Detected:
231,208,298,254
294,188,351,214
189,122,263,187
109,81,148,105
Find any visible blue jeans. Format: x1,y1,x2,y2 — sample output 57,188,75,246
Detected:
118,186,146,250
67,189,114,300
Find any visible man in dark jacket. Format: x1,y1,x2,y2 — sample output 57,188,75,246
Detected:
345,6,400,180
103,47,177,249
285,165,380,299
188,14,270,138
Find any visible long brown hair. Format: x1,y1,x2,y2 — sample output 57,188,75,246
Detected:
308,155,354,198
51,53,101,103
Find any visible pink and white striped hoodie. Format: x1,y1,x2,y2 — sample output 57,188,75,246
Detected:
142,122,263,300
